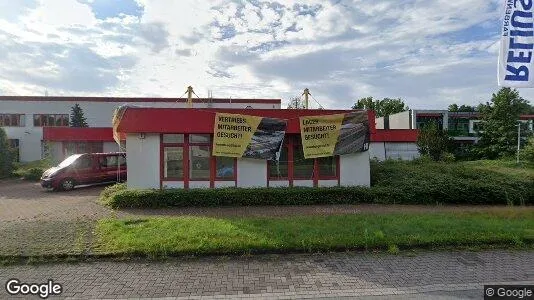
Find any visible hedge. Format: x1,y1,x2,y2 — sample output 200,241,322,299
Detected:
101,160,534,209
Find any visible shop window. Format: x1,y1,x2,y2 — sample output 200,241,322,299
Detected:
293,146,314,179
318,156,336,178
268,146,288,179
33,114,69,127
189,134,211,143
64,142,103,157
0,114,25,127
216,156,235,179
163,134,184,144
190,145,210,180
164,147,183,179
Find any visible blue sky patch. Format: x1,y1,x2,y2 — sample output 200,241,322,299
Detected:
78,0,144,19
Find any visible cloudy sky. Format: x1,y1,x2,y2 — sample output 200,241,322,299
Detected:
0,0,526,109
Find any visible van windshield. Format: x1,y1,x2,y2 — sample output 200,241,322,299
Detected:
58,154,83,168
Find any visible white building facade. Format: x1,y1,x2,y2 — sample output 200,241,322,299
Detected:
0,96,280,162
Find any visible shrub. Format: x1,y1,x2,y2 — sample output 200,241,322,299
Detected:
99,183,127,205
22,168,45,181
101,160,534,209
12,158,54,181
0,128,14,178
520,137,534,163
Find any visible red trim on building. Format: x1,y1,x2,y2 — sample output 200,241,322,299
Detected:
43,127,124,141
0,96,281,104
116,108,371,134
520,114,534,120
371,129,419,142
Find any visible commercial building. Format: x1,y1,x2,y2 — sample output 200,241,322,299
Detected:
114,108,375,189
0,96,280,162
375,109,534,159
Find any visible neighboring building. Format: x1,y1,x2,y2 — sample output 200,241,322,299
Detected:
115,108,375,189
0,96,281,162
369,129,419,161
377,109,534,142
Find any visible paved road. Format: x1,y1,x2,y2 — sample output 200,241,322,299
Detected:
0,180,111,223
1,250,533,299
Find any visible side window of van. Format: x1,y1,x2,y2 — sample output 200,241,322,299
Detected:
100,156,117,168
76,156,93,169
100,155,126,168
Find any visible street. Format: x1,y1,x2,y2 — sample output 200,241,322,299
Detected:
1,250,533,299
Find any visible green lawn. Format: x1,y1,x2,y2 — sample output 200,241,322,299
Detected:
94,209,534,257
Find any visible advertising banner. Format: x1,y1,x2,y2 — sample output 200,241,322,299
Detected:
498,0,534,87
299,111,369,159
213,113,287,160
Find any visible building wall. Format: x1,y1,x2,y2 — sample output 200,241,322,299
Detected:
126,133,160,189
237,158,267,188
1,100,279,162
375,117,385,130
340,152,370,187
384,143,419,160
388,111,411,129
369,142,386,161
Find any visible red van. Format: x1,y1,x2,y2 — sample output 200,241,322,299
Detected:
40,153,127,191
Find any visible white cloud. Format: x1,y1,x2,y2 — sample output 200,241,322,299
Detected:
0,0,520,109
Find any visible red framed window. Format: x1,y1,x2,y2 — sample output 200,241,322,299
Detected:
268,135,340,183
162,134,185,180
33,114,69,127
189,134,211,181
160,134,237,185
268,145,288,180
215,156,236,180
0,114,25,127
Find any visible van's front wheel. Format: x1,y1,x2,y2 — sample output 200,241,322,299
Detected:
60,178,76,191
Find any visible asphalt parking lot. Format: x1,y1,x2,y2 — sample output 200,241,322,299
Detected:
0,179,114,223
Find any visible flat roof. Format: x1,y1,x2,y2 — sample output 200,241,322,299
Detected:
116,107,375,134
0,96,281,104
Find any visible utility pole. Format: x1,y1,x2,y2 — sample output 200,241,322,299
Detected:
517,121,521,164
187,86,194,108
303,88,310,109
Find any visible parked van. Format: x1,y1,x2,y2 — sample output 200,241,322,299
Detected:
40,153,126,191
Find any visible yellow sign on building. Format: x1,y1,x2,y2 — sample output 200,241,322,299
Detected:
213,113,262,157
299,114,345,159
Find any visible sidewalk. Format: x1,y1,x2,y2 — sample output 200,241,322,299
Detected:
1,250,533,299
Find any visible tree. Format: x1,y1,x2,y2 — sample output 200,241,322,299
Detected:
286,97,306,109
448,104,459,112
70,103,88,127
448,104,476,112
417,121,451,161
474,88,530,159
352,97,408,117
0,128,14,178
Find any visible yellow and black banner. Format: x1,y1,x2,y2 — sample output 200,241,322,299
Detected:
213,113,287,160
299,111,369,159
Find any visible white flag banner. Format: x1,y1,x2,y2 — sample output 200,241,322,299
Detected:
498,0,534,87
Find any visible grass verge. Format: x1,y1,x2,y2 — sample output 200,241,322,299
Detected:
93,209,534,257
